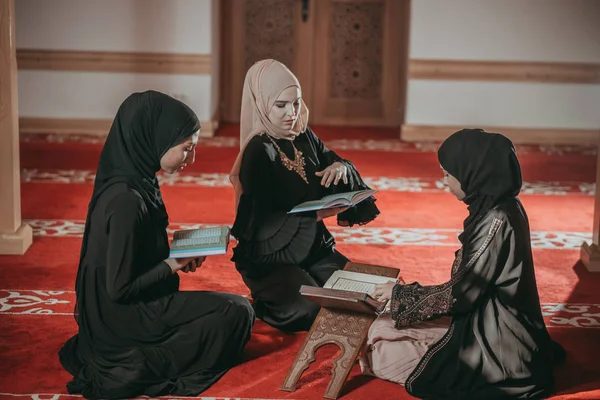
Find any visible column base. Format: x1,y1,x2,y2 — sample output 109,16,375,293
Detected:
581,242,600,272
0,224,33,255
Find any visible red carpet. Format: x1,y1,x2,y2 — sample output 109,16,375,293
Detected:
0,124,598,400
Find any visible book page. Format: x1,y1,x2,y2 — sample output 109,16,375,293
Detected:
288,198,336,211
329,278,378,294
323,189,376,207
173,226,223,240
350,189,376,204
172,226,228,250
324,270,396,295
320,190,364,204
289,190,377,213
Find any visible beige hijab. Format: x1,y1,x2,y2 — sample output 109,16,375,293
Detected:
229,59,309,210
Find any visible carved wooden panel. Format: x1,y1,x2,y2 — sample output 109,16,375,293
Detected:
280,308,375,399
221,0,313,122
311,309,372,344
330,0,384,100
280,262,399,399
221,0,408,127
244,0,296,74
312,0,409,127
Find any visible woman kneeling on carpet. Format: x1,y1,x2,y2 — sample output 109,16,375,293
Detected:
59,91,255,399
229,59,380,332
359,128,565,399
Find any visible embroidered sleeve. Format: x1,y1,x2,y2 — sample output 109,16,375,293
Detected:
390,217,506,328
390,281,454,327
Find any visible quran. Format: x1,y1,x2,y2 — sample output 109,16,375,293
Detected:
300,270,397,315
287,189,378,214
169,226,230,258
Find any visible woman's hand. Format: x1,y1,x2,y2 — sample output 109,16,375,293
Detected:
180,256,206,273
371,278,404,302
315,162,348,188
317,206,349,221
165,256,206,274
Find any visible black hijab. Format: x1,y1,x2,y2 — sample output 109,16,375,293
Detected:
92,90,200,227
437,128,522,244
73,90,200,321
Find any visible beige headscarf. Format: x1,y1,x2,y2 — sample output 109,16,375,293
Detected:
229,59,309,210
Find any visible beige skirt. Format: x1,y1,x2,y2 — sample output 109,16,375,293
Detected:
359,313,452,385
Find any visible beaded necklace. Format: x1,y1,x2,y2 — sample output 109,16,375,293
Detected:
265,134,309,184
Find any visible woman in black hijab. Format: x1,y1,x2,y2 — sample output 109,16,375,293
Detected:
58,91,255,399
363,129,564,399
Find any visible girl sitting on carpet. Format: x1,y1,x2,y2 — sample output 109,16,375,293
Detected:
228,59,380,332
360,128,565,399
59,90,255,399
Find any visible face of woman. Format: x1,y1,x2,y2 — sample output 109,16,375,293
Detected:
268,86,302,132
160,130,200,174
441,167,466,201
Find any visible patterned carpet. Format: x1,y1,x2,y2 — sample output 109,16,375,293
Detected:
0,125,598,399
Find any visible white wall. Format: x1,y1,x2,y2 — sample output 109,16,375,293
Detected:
407,81,600,129
18,71,212,120
407,0,600,130
410,0,600,63
16,0,600,130
15,0,214,121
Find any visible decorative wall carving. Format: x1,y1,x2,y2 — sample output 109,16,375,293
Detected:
244,0,295,72
330,1,384,99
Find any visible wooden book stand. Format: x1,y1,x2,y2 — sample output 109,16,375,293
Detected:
280,262,400,399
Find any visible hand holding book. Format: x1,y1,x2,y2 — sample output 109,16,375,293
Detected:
372,277,406,302
300,270,401,315
164,256,206,274
316,206,349,221
169,226,231,258
179,256,206,273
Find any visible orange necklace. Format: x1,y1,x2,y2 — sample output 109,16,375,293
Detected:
265,134,309,184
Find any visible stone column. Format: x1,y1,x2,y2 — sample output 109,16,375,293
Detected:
581,145,600,271
0,0,32,255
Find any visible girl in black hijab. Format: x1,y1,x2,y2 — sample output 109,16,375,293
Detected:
363,128,564,399
58,91,255,399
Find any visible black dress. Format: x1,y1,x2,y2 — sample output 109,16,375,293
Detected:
231,127,379,332
390,198,564,399
59,183,255,399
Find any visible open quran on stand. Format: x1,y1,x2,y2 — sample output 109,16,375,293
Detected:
287,189,378,214
300,270,398,315
169,226,231,258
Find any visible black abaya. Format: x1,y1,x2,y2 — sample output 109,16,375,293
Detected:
231,127,379,332
388,129,564,399
59,91,255,399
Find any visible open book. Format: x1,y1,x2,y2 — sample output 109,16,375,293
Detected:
300,270,397,315
169,226,230,258
287,189,378,214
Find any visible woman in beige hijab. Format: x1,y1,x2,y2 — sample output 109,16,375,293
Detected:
228,59,380,332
